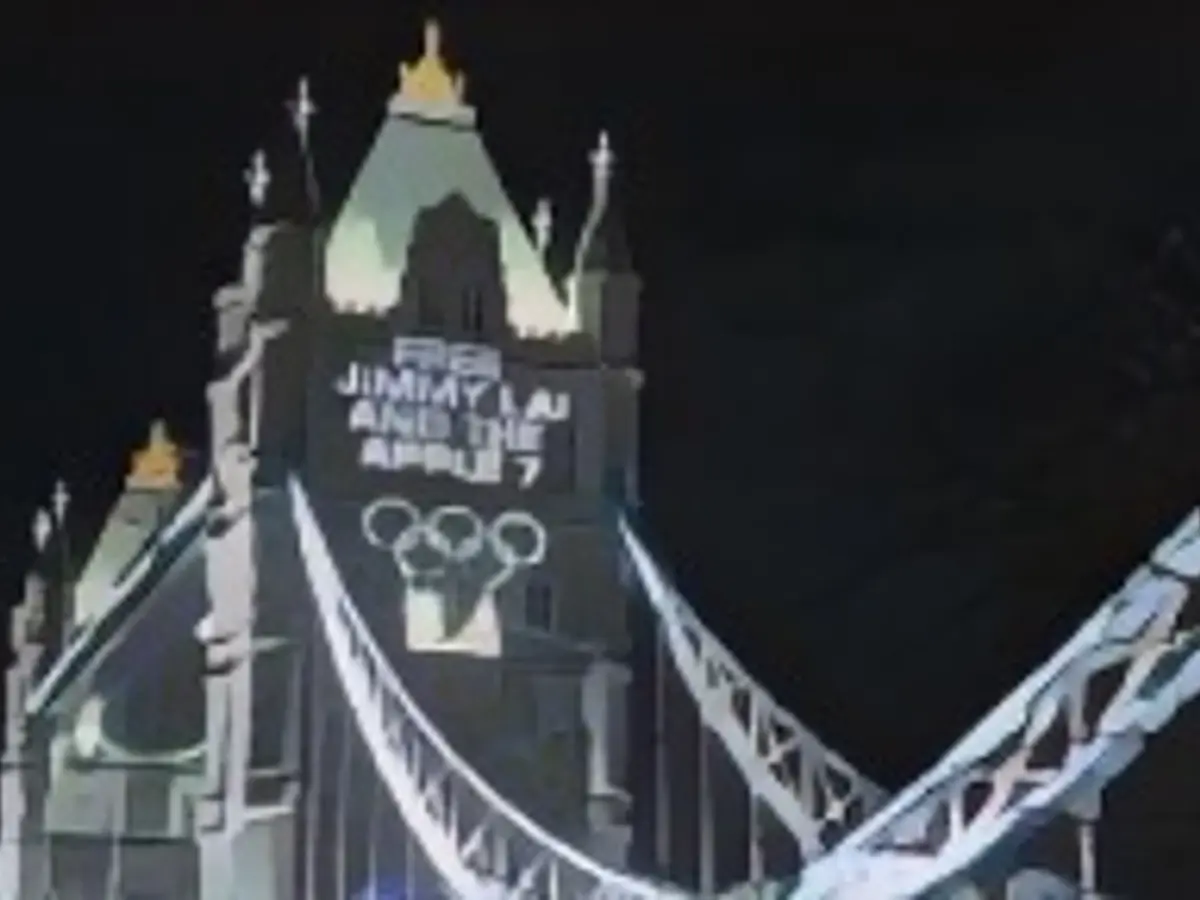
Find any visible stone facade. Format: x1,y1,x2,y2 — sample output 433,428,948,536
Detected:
2,23,641,898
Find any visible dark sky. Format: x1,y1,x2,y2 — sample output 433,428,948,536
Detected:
5,1,1200,887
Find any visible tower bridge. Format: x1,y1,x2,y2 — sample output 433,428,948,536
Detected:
3,21,1200,900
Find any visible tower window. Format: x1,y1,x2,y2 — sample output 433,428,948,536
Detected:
463,287,484,333
524,578,557,633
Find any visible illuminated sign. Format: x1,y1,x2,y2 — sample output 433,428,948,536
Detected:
332,336,572,489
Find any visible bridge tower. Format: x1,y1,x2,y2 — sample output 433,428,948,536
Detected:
304,19,644,875
0,20,644,898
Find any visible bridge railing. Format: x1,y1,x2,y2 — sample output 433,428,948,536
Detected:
790,509,1200,899
618,516,887,867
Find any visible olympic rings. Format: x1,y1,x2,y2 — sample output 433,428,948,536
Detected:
491,510,547,567
425,506,487,561
360,494,548,577
361,496,420,552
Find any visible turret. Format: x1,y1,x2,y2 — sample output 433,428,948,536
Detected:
1,515,54,900
215,80,325,482
569,131,641,366
32,481,75,656
228,143,320,335
4,521,51,760
71,421,183,628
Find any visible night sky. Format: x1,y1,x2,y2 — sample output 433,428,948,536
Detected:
5,1,1200,891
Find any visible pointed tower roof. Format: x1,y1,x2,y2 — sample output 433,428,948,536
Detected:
71,421,182,628
324,21,573,336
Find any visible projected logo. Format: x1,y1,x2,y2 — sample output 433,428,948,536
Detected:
362,494,547,657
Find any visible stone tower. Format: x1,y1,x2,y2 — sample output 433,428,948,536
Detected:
309,20,643,869
0,21,643,898
3,430,211,900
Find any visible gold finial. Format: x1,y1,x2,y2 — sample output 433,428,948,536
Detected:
395,19,466,107
127,419,182,491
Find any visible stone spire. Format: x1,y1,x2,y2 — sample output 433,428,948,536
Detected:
569,131,640,363
245,149,271,209
287,76,317,148
51,478,70,526
32,507,52,553
574,131,633,276
591,131,614,193
288,76,322,214
533,198,553,257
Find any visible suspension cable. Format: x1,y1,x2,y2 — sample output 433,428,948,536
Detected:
304,625,327,900
654,621,671,878
40,798,54,900
698,724,714,895
403,821,414,898
365,766,380,900
102,771,125,900
291,475,685,899
1077,817,1099,899
335,706,352,900
749,793,764,884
